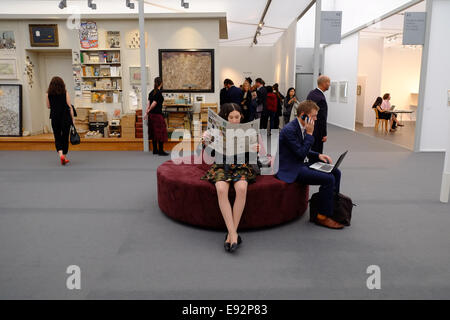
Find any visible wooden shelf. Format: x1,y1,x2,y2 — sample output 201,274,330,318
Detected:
80,48,121,51
82,62,121,65
82,89,122,92
81,76,122,78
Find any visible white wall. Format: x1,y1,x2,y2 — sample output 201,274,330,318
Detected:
296,3,316,48
418,0,450,151
273,21,297,95
218,46,273,87
357,37,384,127
323,33,359,131
381,46,422,113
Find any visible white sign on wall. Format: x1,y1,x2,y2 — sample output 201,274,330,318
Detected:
403,12,426,45
320,11,342,44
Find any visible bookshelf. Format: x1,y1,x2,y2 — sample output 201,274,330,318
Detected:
79,49,123,107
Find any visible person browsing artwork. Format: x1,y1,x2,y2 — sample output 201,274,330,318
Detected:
276,100,344,230
144,77,169,156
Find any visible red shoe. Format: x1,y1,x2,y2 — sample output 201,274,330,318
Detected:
64,158,70,165
60,155,66,165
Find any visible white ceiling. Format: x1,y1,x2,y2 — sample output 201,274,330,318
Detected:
0,0,312,46
359,1,426,40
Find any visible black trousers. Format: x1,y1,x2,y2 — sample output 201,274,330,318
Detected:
51,118,71,155
311,134,324,154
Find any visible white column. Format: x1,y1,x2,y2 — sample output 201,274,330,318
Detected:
139,0,149,152
440,105,450,203
313,0,322,88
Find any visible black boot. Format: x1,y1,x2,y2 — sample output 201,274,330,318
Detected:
152,140,158,154
158,141,169,156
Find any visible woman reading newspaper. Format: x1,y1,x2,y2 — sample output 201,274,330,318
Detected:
201,103,261,253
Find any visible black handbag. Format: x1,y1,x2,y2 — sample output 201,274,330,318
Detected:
70,125,80,145
309,192,356,226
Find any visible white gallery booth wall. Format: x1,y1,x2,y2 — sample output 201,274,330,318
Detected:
317,0,450,152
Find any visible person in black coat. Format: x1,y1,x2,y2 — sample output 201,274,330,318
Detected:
255,78,268,128
306,75,330,153
220,79,231,106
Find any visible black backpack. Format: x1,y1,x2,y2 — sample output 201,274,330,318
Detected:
309,192,356,226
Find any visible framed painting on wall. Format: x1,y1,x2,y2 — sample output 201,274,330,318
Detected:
0,31,16,52
329,81,338,102
0,59,18,79
339,81,348,103
29,24,59,47
159,49,214,93
0,84,22,136
129,66,150,85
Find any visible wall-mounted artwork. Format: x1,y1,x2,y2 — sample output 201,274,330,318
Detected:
0,31,16,51
329,81,338,102
159,49,214,93
129,66,150,85
339,81,348,103
29,24,59,47
24,56,34,88
107,31,120,48
194,95,206,103
126,31,148,49
0,84,22,136
79,21,98,49
0,59,18,79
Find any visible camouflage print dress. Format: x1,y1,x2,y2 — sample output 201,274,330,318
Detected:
201,163,257,184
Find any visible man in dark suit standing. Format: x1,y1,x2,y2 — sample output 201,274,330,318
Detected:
226,79,243,105
255,78,268,128
276,100,344,229
220,79,231,106
306,75,330,153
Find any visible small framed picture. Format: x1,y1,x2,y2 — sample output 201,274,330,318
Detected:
339,81,348,103
0,58,18,79
129,66,150,85
194,95,206,103
29,24,59,47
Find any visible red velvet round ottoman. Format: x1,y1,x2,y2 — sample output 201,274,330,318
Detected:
157,156,309,230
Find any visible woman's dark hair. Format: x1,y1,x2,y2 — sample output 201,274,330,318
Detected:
266,86,273,93
47,76,66,95
383,93,390,100
154,77,163,91
372,97,383,108
245,77,252,85
273,83,279,92
286,87,296,98
218,103,244,122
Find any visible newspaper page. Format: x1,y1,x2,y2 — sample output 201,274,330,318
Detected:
207,109,260,157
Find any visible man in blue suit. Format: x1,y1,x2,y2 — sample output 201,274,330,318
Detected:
307,75,330,154
224,79,243,105
276,100,344,229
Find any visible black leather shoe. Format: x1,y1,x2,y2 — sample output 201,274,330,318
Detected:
224,234,230,252
237,235,242,246
158,151,170,156
229,242,238,253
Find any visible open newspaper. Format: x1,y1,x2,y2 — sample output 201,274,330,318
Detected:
206,109,260,157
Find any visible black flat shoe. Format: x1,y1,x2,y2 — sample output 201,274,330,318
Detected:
237,235,242,246
229,242,238,253
158,151,169,156
224,234,230,251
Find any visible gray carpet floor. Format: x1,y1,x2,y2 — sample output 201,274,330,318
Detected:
0,125,449,300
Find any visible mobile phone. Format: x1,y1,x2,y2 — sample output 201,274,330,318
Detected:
301,114,309,122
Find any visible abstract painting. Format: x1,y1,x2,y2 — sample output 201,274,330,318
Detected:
0,84,22,136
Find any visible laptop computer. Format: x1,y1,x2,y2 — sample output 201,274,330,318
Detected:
390,105,396,111
309,151,348,173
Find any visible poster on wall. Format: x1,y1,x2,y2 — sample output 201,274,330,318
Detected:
0,84,22,137
339,81,348,103
106,31,120,48
0,59,18,79
129,66,150,85
329,81,338,102
126,31,148,49
79,21,98,49
159,49,214,93
29,24,59,47
0,31,16,52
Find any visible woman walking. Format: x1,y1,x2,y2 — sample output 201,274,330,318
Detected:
144,77,169,156
46,76,74,165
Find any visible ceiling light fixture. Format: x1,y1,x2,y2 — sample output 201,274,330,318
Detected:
181,0,189,9
126,0,135,9
58,0,67,9
88,0,97,10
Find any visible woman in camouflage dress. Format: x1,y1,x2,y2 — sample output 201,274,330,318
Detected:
201,103,258,253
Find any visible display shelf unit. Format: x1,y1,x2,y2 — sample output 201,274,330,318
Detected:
79,48,123,110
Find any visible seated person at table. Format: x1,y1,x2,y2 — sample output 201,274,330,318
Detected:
276,100,344,230
381,93,402,131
